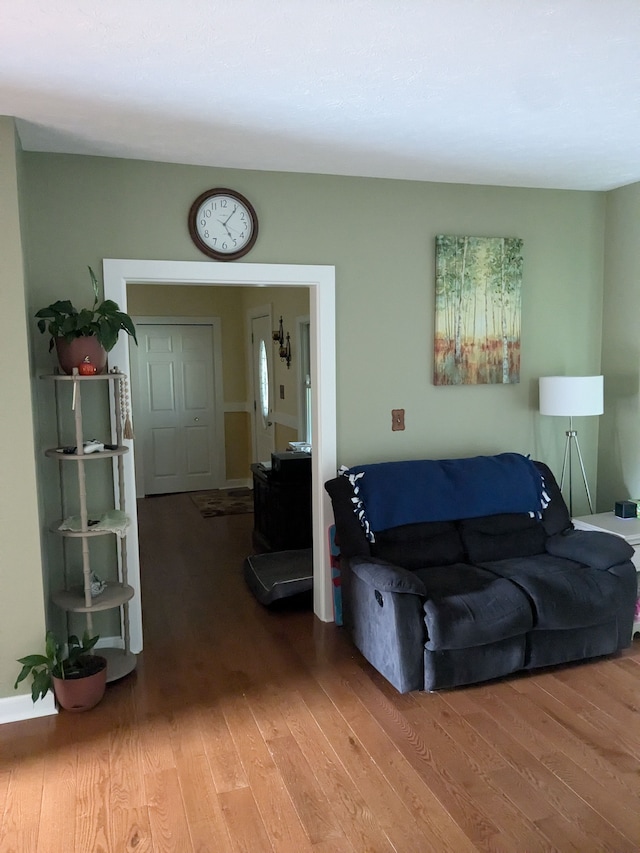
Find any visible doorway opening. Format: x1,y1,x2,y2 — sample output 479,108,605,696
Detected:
103,258,337,650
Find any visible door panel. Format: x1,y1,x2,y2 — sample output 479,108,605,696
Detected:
184,361,207,409
149,363,175,410
152,428,178,477
185,426,210,473
137,324,222,494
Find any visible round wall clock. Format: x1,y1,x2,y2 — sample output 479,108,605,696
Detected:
188,188,258,260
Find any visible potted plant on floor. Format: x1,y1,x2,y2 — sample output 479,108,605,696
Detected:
35,266,138,374
14,630,107,712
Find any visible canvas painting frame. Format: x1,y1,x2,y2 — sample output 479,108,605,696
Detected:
434,235,523,385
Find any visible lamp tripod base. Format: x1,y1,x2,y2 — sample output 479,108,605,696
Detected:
559,419,594,516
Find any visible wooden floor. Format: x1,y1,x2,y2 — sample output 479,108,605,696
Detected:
1,493,639,852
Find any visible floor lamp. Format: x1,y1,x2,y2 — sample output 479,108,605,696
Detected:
539,375,604,516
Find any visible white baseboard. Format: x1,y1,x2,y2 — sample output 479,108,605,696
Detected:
225,478,252,489
0,637,122,725
0,692,57,725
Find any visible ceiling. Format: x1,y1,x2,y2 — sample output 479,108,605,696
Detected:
1,1,639,191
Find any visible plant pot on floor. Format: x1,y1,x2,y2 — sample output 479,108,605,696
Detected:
54,336,107,375
52,654,107,712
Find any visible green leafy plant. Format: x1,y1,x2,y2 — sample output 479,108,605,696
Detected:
35,266,138,352
14,630,102,703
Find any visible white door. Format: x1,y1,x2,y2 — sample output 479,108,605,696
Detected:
251,313,275,463
136,324,223,494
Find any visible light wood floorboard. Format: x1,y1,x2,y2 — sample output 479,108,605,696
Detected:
1,492,639,852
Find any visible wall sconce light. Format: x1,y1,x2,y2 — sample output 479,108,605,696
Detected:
273,316,284,347
280,332,291,369
273,316,292,368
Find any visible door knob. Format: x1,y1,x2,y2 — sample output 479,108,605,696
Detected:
194,417,200,422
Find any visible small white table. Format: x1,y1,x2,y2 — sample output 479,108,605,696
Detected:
573,512,640,640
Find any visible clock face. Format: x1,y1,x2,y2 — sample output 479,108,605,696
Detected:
188,188,258,260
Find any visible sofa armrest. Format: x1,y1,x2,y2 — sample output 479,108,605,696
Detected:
546,529,634,570
350,557,427,596
346,557,426,692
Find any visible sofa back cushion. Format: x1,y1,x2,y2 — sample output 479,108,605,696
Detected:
372,520,465,570
460,513,547,563
325,457,569,563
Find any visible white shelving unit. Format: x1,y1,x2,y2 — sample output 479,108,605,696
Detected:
43,370,137,682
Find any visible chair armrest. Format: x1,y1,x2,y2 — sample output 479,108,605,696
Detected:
350,557,427,596
546,529,634,570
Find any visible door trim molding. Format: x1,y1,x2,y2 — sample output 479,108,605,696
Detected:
129,316,225,497
103,259,337,630
296,314,311,441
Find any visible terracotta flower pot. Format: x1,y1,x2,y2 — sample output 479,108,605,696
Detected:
52,655,107,712
54,336,108,375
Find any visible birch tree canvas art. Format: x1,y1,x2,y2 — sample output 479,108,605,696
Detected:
434,235,523,385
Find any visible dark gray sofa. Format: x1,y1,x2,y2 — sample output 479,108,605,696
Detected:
325,453,637,693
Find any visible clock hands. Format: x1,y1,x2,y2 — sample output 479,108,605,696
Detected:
218,219,233,239
216,204,238,239
222,205,238,227
218,214,246,241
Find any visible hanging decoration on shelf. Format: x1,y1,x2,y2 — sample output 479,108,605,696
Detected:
112,367,134,439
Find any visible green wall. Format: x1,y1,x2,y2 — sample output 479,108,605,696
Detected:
0,119,46,700
0,145,615,703
21,153,605,475
598,181,640,510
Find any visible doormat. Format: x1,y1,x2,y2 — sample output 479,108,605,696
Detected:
189,488,253,518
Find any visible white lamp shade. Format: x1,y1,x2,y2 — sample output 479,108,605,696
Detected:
539,375,603,417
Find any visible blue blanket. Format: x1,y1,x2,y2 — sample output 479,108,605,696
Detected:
343,453,546,539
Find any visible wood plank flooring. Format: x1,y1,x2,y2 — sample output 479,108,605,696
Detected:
1,492,639,852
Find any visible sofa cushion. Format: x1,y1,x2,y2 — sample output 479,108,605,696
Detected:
526,620,620,669
424,635,527,691
416,563,533,651
481,554,623,629
459,513,547,562
372,520,464,570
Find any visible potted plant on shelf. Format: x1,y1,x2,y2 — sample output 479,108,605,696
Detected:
14,630,107,712
35,266,138,374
